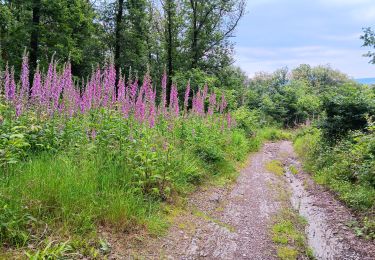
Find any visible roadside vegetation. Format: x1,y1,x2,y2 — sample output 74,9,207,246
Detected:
1,0,375,257
294,84,375,240
0,56,270,257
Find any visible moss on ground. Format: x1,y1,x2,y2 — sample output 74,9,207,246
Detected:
266,160,285,176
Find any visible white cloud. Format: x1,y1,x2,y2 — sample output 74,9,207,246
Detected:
234,45,375,78
352,6,375,22
317,0,375,22
246,0,278,7
318,0,374,6
320,33,361,42
235,1,375,78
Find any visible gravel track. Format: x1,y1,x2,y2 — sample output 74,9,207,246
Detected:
106,141,375,260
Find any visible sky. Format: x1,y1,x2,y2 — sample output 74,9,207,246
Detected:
233,0,375,78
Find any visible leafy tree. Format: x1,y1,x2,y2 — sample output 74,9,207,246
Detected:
173,68,218,94
361,27,375,64
122,0,150,75
146,1,164,79
114,0,124,94
162,0,180,103
183,0,246,71
0,0,105,81
216,66,249,106
1,0,247,99
320,83,375,140
29,0,40,87
292,64,350,94
0,1,30,76
248,68,324,126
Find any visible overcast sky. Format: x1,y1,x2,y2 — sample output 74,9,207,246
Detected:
234,0,375,78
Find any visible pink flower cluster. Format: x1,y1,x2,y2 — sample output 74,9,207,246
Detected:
1,55,233,128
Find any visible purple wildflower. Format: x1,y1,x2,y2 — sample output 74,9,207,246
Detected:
208,92,216,116
169,84,179,117
161,70,167,113
184,80,190,112
5,65,16,102
20,53,29,102
219,94,227,113
31,67,42,103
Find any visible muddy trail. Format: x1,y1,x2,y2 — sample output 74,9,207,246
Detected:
107,141,375,259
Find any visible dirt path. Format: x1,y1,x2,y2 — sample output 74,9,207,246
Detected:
108,141,375,259
155,142,283,260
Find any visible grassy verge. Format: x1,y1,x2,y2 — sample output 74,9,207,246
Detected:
294,127,375,240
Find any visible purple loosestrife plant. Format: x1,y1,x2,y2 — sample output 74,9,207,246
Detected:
102,64,111,108
61,62,77,116
194,90,204,116
117,74,128,117
0,55,236,131
5,65,16,102
226,113,232,128
41,60,54,110
161,70,167,113
169,84,179,117
208,92,216,116
20,54,29,102
31,67,42,104
93,67,101,109
91,129,97,140
10,68,16,103
123,83,131,118
109,63,117,107
148,89,156,128
219,94,227,114
51,63,63,112
202,84,208,101
129,79,138,110
135,80,146,123
184,80,190,113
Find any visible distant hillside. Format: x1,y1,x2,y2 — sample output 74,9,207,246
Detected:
355,78,375,85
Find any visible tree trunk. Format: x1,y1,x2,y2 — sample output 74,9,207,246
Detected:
191,1,198,69
166,0,174,105
114,0,124,97
29,0,41,95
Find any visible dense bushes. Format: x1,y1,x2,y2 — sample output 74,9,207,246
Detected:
295,125,375,211
319,84,375,140
232,107,261,136
286,66,375,239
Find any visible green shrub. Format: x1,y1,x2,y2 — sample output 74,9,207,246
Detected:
259,127,292,141
232,107,260,136
319,84,375,141
294,125,375,238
